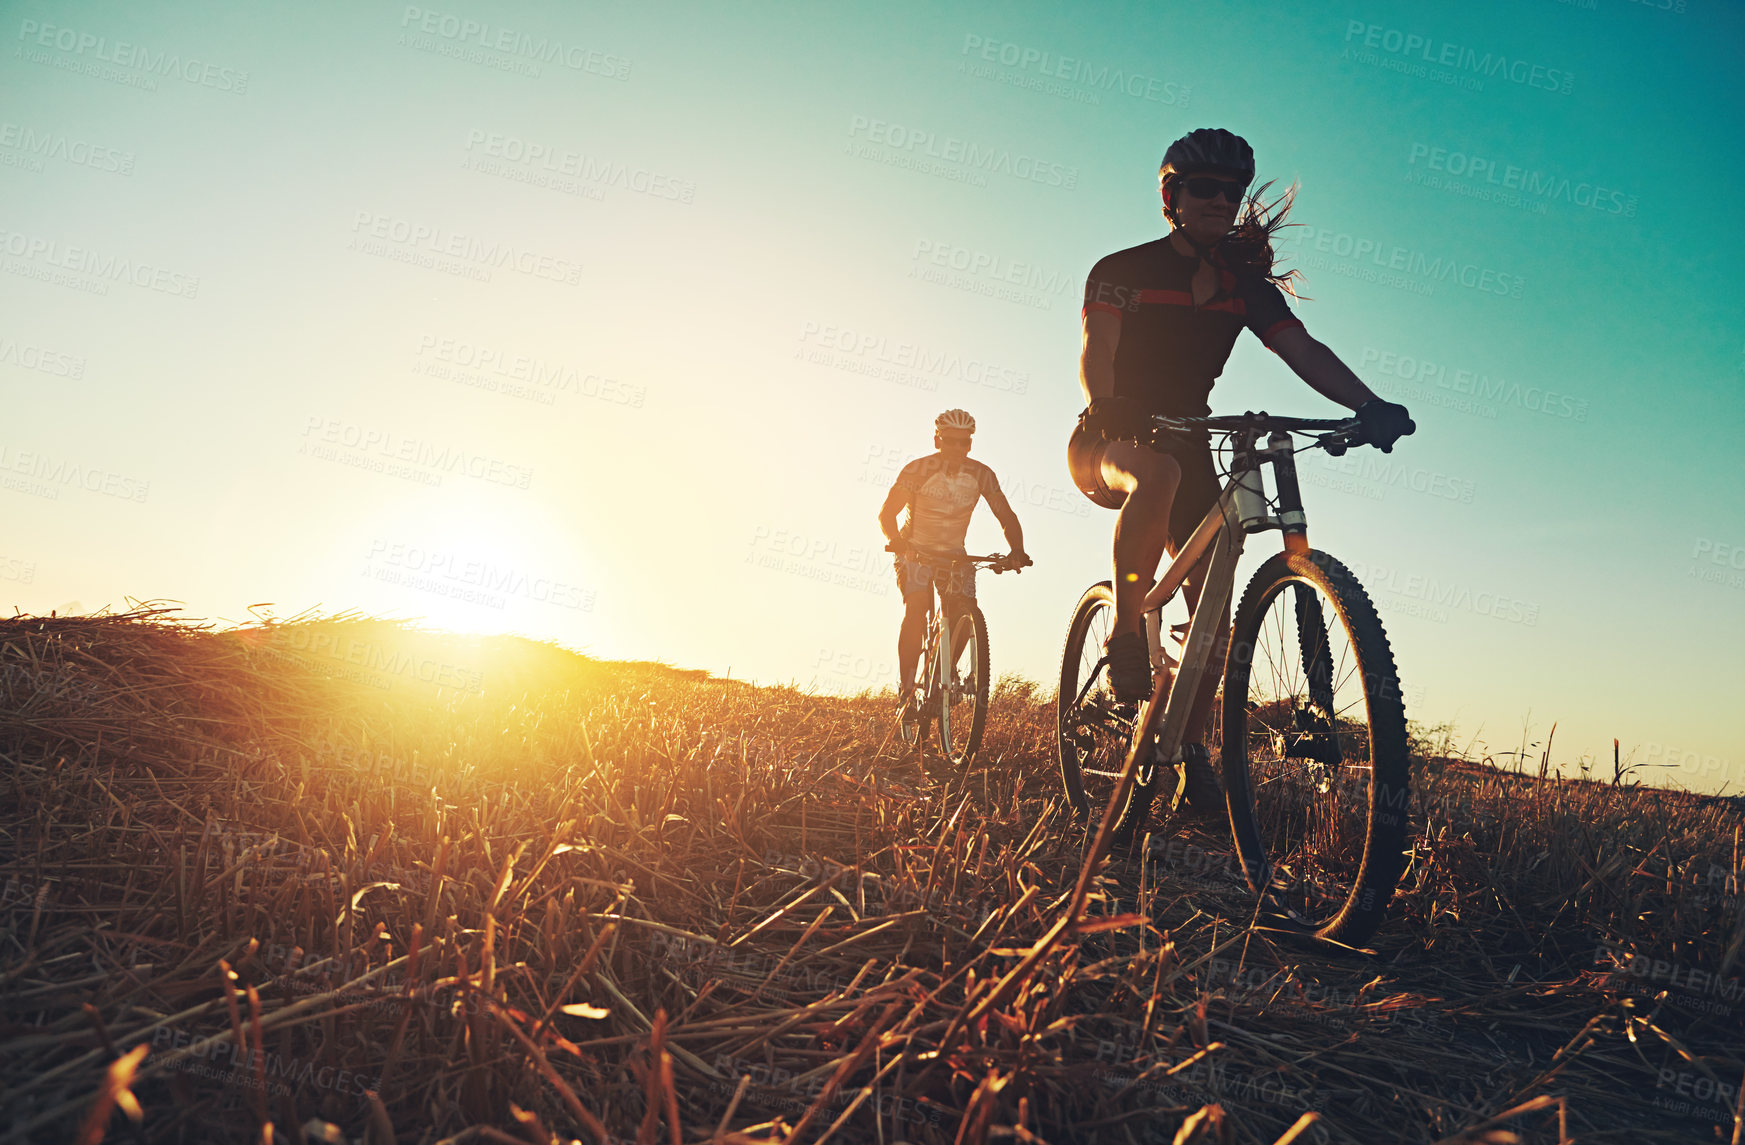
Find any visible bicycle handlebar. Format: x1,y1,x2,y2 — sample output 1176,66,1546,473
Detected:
1149,411,1357,433
885,545,1031,572
1144,411,1371,457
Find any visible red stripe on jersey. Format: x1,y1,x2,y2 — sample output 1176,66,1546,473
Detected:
1136,288,1246,315
1261,317,1305,343
1083,301,1125,318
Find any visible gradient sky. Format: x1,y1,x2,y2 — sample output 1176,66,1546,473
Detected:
2,0,1740,791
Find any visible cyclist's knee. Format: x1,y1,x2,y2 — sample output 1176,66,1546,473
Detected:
1104,443,1182,499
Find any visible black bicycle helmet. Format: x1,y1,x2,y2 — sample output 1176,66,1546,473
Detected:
1158,127,1255,185
1158,128,1255,226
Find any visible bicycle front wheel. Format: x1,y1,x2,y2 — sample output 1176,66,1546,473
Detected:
1056,583,1150,834
935,603,990,769
1220,549,1410,947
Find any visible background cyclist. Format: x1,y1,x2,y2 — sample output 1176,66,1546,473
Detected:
879,409,1030,718
1072,127,1414,810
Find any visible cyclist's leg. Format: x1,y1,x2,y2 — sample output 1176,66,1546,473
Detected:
1169,446,1230,747
1068,423,1175,700
1099,441,1181,639
939,586,975,668
1180,561,1232,740
894,556,933,694
940,560,977,625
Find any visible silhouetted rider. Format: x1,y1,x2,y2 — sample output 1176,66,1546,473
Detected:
1071,127,1413,811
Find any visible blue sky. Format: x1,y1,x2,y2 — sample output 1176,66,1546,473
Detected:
2,0,1740,790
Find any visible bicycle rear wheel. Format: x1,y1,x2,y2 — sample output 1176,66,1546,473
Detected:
934,603,989,769
1057,583,1152,836
1220,549,1410,947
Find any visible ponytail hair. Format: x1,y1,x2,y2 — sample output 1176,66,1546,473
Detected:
1218,179,1305,299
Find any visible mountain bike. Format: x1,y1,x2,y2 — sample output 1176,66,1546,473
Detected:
1057,412,1411,947
894,548,1028,770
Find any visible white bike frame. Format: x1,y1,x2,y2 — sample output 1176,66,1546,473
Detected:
921,605,957,749
1123,431,1307,785
914,552,1000,754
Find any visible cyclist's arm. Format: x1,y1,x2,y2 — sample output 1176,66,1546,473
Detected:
1079,309,1121,404
1267,325,1380,411
981,484,1027,561
878,482,910,549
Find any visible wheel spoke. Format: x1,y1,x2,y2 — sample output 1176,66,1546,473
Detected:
1222,558,1410,945
1058,587,1142,828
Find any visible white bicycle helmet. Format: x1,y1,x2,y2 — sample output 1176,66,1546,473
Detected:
935,409,976,433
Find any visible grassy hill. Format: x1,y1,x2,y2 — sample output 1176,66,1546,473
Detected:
1,610,1740,1144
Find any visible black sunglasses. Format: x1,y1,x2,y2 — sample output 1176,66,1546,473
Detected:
1181,176,1247,204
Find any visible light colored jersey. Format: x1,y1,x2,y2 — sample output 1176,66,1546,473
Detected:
893,454,1004,555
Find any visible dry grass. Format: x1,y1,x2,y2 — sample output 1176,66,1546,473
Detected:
1,608,1741,1145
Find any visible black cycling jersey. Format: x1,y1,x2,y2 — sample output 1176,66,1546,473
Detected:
1082,237,1304,416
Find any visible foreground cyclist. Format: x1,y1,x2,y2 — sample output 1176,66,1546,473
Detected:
1073,127,1413,811
879,410,1030,720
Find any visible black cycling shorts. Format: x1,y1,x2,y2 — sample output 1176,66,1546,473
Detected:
1066,422,1221,549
